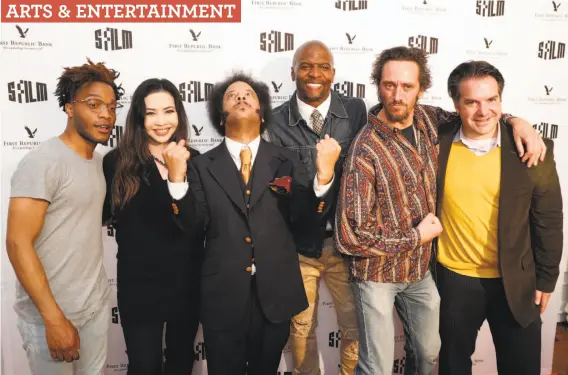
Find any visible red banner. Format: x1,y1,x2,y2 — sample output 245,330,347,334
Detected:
1,0,241,23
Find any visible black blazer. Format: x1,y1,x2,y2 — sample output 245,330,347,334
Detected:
437,120,563,327
177,139,331,330
102,147,203,323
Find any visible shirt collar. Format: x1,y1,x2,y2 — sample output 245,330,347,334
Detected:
453,124,501,149
296,93,332,124
225,135,261,166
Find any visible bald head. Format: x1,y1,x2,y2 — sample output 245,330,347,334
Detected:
291,40,336,108
292,40,334,68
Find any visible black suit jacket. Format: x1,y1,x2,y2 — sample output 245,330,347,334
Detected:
178,139,331,330
437,120,563,327
102,147,203,323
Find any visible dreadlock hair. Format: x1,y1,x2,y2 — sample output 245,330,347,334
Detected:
54,58,124,111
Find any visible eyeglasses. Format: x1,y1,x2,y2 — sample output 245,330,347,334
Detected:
72,98,124,116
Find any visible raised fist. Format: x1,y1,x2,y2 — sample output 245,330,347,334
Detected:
162,139,190,183
315,134,341,185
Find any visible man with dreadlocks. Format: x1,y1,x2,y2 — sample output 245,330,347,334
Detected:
6,58,124,374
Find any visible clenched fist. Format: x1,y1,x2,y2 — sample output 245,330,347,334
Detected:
163,139,190,183
417,213,443,245
315,134,341,185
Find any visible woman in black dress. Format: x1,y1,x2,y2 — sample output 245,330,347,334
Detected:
102,78,202,375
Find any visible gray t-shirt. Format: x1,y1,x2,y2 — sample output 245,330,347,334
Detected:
10,137,109,324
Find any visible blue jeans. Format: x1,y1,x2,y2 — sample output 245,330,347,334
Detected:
352,271,441,375
16,298,110,375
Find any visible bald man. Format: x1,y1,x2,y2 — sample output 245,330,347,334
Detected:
264,40,366,375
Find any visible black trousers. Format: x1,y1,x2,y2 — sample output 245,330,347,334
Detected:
436,263,542,375
121,314,199,375
202,276,291,375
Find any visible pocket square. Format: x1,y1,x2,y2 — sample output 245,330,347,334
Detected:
269,176,292,194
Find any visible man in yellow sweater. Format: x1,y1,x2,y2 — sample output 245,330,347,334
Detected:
435,60,564,375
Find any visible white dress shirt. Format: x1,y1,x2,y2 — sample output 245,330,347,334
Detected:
296,94,336,230
297,93,332,133
453,125,501,156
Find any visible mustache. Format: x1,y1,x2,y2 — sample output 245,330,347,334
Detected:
389,100,407,106
233,101,251,108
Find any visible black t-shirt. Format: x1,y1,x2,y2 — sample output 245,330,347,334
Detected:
401,124,416,148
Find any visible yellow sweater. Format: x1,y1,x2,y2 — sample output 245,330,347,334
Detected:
437,142,501,278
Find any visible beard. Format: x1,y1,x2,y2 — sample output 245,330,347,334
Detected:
379,93,418,123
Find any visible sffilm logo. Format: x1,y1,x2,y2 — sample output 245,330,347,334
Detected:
538,40,566,60
329,330,341,348
335,0,368,11
476,0,505,17
8,80,48,103
111,307,120,324
179,81,214,103
533,122,559,139
106,224,115,237
333,81,366,98
393,356,406,374
95,28,133,51
194,342,206,361
408,35,439,54
260,31,294,53
103,125,123,148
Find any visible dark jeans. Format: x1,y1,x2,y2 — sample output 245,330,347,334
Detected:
436,263,541,375
121,314,199,375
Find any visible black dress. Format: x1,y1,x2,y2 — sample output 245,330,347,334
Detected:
102,147,203,374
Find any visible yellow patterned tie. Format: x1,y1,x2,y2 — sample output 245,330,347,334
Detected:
240,146,252,185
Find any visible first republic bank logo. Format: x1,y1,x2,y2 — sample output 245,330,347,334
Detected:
95,27,133,51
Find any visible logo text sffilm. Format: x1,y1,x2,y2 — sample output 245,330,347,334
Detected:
103,126,123,148
329,330,341,348
260,31,294,53
476,1,505,17
179,81,214,103
393,357,406,374
533,122,559,139
538,41,566,60
408,35,439,54
95,28,133,51
8,81,48,103
333,81,366,98
195,342,206,361
335,0,368,11
111,306,120,324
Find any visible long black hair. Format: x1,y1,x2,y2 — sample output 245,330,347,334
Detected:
110,78,191,215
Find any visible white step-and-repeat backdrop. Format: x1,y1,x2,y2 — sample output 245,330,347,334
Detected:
1,1,567,374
